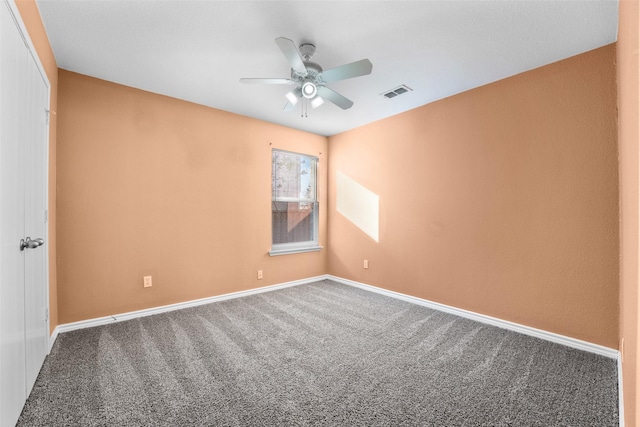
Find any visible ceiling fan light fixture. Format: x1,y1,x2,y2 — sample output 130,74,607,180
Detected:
311,95,324,109
302,81,317,99
285,90,299,105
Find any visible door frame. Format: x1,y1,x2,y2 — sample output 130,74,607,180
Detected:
5,0,51,351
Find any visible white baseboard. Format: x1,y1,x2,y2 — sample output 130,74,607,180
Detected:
52,275,327,336
51,274,619,361
327,275,619,360
48,326,59,353
618,353,624,427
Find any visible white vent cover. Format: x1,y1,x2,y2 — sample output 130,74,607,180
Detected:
381,84,413,99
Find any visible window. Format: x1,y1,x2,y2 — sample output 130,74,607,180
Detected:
270,149,320,255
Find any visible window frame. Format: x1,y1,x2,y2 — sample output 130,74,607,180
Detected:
269,149,321,256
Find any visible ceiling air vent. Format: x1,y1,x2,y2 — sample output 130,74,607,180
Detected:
382,84,413,99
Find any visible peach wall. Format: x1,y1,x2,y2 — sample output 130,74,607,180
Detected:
618,0,640,424
328,45,619,348
56,70,327,323
15,0,58,333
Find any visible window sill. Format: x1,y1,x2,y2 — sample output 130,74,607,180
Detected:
269,246,323,257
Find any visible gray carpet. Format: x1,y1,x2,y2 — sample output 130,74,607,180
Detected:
18,280,618,426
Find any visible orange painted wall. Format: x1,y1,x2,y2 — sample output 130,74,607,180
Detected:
618,0,640,424
15,0,58,333
328,45,619,349
56,70,327,323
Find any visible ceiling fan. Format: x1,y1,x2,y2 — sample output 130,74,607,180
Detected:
240,37,373,115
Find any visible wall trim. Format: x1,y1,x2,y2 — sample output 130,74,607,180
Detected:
51,275,326,338
51,274,620,362
327,275,619,360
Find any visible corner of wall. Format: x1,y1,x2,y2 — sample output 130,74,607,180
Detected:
617,0,640,425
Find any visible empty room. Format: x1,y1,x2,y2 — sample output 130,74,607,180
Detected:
1,0,638,425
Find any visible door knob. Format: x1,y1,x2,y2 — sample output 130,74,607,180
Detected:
19,237,44,251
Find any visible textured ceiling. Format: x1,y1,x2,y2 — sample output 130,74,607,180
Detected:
37,1,619,136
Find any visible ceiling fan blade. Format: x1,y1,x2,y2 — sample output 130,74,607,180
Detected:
319,59,373,84
316,86,354,110
239,78,295,85
283,101,296,112
275,37,307,74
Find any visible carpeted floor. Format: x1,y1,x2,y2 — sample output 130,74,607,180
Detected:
18,280,618,426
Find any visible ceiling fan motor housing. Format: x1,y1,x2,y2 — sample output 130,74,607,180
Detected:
292,61,323,82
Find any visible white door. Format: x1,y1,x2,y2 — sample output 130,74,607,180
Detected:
0,1,28,423
23,31,48,394
0,1,49,425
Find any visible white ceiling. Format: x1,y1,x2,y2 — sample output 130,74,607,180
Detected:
36,1,619,137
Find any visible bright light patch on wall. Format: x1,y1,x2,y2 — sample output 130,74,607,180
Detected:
336,171,379,242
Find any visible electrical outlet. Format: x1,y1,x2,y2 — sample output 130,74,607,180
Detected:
143,276,152,288
257,270,263,280
364,260,369,269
